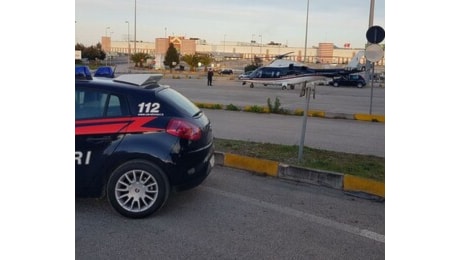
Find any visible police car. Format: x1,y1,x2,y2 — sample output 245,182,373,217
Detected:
75,66,214,218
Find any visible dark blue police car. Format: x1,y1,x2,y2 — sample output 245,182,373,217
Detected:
75,67,214,218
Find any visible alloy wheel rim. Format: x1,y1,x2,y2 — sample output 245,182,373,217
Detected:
115,169,159,213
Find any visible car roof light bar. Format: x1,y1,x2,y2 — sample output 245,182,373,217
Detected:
94,66,116,78
75,66,93,80
114,74,163,87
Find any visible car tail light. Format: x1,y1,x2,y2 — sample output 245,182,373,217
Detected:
166,119,202,141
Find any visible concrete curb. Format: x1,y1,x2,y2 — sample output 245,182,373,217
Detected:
214,151,385,199
195,103,385,123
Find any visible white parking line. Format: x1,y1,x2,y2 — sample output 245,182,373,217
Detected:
204,186,385,244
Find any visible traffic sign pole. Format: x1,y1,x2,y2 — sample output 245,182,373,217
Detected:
365,43,384,115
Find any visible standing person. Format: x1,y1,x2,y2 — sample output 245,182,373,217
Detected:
207,68,214,86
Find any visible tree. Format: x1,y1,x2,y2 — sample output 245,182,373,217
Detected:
131,52,151,68
181,54,197,71
253,55,262,67
181,53,214,71
199,53,212,69
75,43,106,62
75,43,85,51
86,46,106,61
244,55,262,72
164,43,180,72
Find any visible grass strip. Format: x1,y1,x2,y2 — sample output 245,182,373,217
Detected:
214,138,384,182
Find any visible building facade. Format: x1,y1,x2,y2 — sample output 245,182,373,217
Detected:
103,35,385,68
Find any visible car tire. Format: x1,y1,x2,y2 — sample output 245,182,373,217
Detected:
289,84,295,90
333,82,339,87
357,83,363,88
250,83,254,88
107,160,170,218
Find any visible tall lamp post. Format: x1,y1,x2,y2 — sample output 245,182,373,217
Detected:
303,0,310,63
109,31,114,65
134,0,137,54
126,21,130,70
299,0,312,161
105,27,111,65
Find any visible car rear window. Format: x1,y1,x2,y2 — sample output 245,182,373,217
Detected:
157,88,201,117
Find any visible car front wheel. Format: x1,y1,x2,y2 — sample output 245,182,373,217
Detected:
357,83,363,88
107,160,170,218
333,82,339,87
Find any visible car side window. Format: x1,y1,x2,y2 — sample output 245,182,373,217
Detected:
106,95,123,117
76,89,126,119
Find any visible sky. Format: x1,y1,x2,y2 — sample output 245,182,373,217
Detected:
75,0,385,49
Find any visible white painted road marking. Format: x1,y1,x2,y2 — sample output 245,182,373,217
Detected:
204,186,385,243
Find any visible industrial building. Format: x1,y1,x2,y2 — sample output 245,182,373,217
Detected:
100,35,384,69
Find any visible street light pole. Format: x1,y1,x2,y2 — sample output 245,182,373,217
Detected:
105,27,111,65
126,21,130,71
134,0,137,54
303,0,310,63
298,83,315,162
109,31,114,65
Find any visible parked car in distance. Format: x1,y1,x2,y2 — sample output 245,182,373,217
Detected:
238,70,254,80
175,65,185,71
219,69,233,75
329,74,366,88
75,71,215,218
374,71,385,81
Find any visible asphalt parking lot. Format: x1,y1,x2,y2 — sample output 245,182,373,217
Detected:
76,166,384,260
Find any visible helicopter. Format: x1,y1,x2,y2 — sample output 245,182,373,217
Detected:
240,51,364,90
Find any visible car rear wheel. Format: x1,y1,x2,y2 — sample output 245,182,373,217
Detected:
357,83,363,88
107,160,170,218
